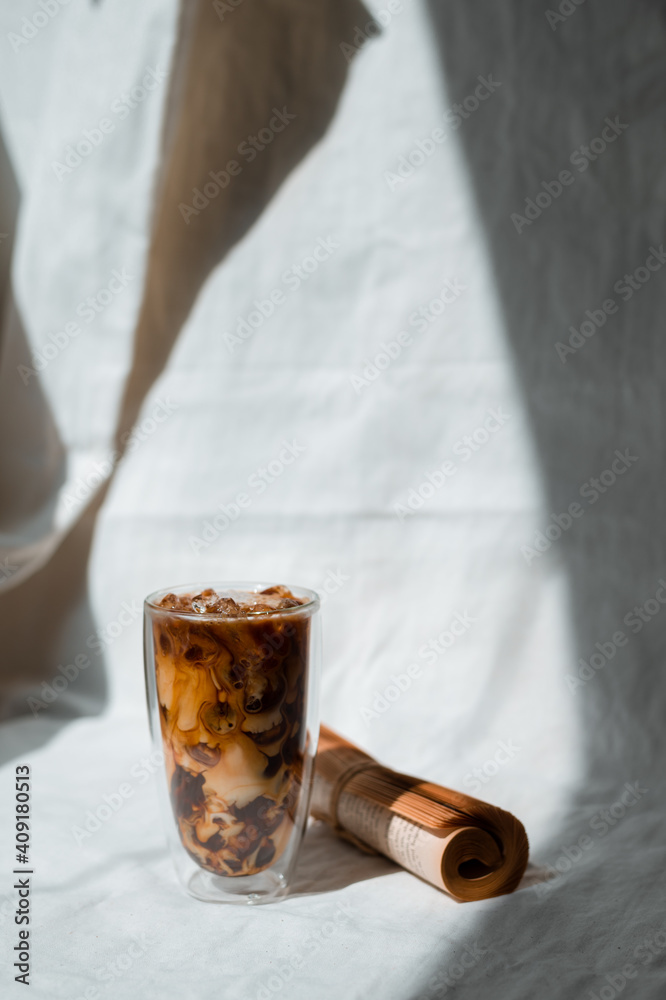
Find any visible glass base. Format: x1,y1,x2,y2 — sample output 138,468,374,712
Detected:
185,867,288,905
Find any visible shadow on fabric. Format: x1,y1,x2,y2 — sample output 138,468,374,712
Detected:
400,0,666,994
289,821,398,898
0,123,108,761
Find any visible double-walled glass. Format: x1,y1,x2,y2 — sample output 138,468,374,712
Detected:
144,583,321,904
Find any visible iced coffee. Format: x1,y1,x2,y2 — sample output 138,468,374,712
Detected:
148,585,313,878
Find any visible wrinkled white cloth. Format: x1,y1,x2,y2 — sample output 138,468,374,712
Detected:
1,1,664,998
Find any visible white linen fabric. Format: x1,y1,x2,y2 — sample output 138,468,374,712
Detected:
0,0,664,998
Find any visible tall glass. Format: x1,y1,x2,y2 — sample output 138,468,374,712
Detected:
144,582,321,904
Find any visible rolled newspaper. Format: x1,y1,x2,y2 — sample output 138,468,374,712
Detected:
310,725,529,901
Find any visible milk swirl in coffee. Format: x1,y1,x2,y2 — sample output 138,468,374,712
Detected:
150,586,310,877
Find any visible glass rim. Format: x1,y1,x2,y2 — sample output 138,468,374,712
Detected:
144,581,320,621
